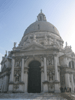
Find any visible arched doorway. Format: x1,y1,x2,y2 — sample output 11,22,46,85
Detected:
28,60,41,93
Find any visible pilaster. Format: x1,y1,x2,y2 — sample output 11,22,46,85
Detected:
21,58,24,82
4,75,9,92
54,55,60,93
71,74,74,92
43,57,49,92
9,58,15,92
40,66,44,92
24,67,29,93
65,73,70,88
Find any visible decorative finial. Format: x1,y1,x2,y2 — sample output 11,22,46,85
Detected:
5,50,7,56
40,9,42,13
14,42,16,48
6,50,7,54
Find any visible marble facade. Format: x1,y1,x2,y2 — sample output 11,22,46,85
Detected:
0,11,75,93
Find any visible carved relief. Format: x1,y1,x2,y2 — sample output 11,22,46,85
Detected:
14,85,19,90
15,58,21,67
48,84,54,92
48,70,54,81
39,55,44,61
48,55,54,65
14,70,21,82
24,56,29,62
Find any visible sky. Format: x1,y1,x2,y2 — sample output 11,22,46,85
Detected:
0,0,75,71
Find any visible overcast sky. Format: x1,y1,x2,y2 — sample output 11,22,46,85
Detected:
0,0,75,70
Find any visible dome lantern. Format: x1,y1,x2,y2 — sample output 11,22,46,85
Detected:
37,10,47,21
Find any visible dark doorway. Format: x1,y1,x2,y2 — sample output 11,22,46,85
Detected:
28,60,41,93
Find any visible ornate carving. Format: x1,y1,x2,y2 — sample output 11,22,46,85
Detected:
48,83,54,92
14,85,19,90
48,69,54,81
39,55,44,61
14,70,21,82
15,57,21,67
24,56,29,62
47,55,54,65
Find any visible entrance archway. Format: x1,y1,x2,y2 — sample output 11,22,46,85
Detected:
28,60,41,93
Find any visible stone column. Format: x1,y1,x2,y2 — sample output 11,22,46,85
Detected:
71,74,74,92
9,58,15,92
40,66,44,92
43,57,49,92
44,57,47,80
54,55,60,93
10,58,15,82
65,73,70,88
54,56,59,81
19,58,25,92
24,67,29,93
4,75,9,92
21,58,24,82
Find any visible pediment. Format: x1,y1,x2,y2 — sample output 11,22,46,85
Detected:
22,42,45,51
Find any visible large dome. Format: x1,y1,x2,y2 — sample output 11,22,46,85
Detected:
19,10,63,49
24,21,60,36
24,11,60,36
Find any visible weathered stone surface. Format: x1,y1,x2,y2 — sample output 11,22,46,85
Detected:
0,93,67,99
0,10,75,94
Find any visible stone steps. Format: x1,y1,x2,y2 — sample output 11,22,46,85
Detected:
0,93,75,100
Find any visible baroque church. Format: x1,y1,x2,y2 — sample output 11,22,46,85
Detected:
0,10,75,93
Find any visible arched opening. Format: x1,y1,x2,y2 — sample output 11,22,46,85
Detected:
28,60,41,93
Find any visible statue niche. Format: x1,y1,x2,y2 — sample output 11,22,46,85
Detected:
14,70,21,82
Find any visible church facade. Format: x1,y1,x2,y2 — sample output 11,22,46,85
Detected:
0,11,75,93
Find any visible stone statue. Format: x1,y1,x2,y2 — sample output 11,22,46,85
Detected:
14,42,16,47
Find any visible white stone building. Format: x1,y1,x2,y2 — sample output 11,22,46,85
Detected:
0,11,75,93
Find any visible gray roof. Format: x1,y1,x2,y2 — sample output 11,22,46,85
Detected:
24,21,60,36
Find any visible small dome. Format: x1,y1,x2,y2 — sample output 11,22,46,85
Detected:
24,11,60,36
